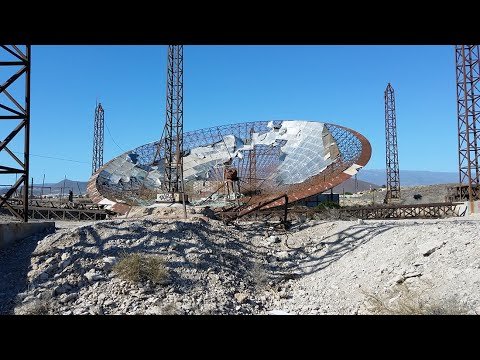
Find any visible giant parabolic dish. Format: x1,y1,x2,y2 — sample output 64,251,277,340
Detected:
87,120,371,213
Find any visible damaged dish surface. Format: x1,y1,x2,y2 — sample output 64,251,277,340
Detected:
88,120,371,210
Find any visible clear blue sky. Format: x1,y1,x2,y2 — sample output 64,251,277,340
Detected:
3,45,459,183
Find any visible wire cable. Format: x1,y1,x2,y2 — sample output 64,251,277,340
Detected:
11,151,89,164
105,121,125,153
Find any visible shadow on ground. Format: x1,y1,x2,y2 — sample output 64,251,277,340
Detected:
0,229,53,314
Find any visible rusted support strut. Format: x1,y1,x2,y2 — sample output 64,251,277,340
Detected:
222,194,289,227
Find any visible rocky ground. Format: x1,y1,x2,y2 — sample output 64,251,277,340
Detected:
1,206,479,315
271,215,480,314
7,216,287,315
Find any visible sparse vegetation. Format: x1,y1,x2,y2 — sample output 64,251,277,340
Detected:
363,285,469,315
162,302,180,315
316,201,341,210
345,192,353,195
251,262,269,291
14,299,51,315
114,252,169,285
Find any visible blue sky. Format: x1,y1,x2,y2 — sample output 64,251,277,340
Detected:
2,45,458,183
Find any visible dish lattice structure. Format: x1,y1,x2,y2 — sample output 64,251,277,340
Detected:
87,120,371,211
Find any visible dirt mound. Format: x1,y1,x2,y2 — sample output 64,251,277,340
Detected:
8,213,480,315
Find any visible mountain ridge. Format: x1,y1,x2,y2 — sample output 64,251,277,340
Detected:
357,169,458,186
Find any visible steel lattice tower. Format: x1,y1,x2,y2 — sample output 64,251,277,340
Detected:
384,83,401,202
0,45,30,222
455,45,480,204
163,45,184,194
92,103,104,175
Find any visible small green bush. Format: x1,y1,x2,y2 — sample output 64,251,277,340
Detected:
316,201,340,211
345,192,353,195
114,252,169,285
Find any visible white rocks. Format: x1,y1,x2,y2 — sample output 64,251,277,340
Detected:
357,219,365,225
58,292,78,304
145,306,162,315
268,309,293,315
102,256,117,270
89,305,104,315
276,251,289,260
267,236,280,244
73,308,86,315
234,292,248,304
84,269,103,282
97,293,106,303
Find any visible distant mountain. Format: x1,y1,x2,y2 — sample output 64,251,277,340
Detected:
332,177,379,193
0,179,88,196
357,169,458,186
0,169,460,197
36,179,88,196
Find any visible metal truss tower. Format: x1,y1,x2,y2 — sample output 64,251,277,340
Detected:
384,83,401,203
162,45,184,194
0,45,31,222
92,102,104,175
455,45,480,206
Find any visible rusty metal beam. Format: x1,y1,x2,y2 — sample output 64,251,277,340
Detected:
340,202,462,219
455,45,480,210
0,46,29,221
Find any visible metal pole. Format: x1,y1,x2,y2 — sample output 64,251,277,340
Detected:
61,175,66,201
283,195,288,227
41,173,45,197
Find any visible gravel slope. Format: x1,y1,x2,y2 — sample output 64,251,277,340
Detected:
6,213,480,315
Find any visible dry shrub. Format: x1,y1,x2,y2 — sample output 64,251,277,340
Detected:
251,262,269,291
161,302,181,315
114,252,168,285
14,299,51,315
363,284,469,315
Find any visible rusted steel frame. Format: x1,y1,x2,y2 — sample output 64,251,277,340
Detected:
231,194,288,222
340,202,460,219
